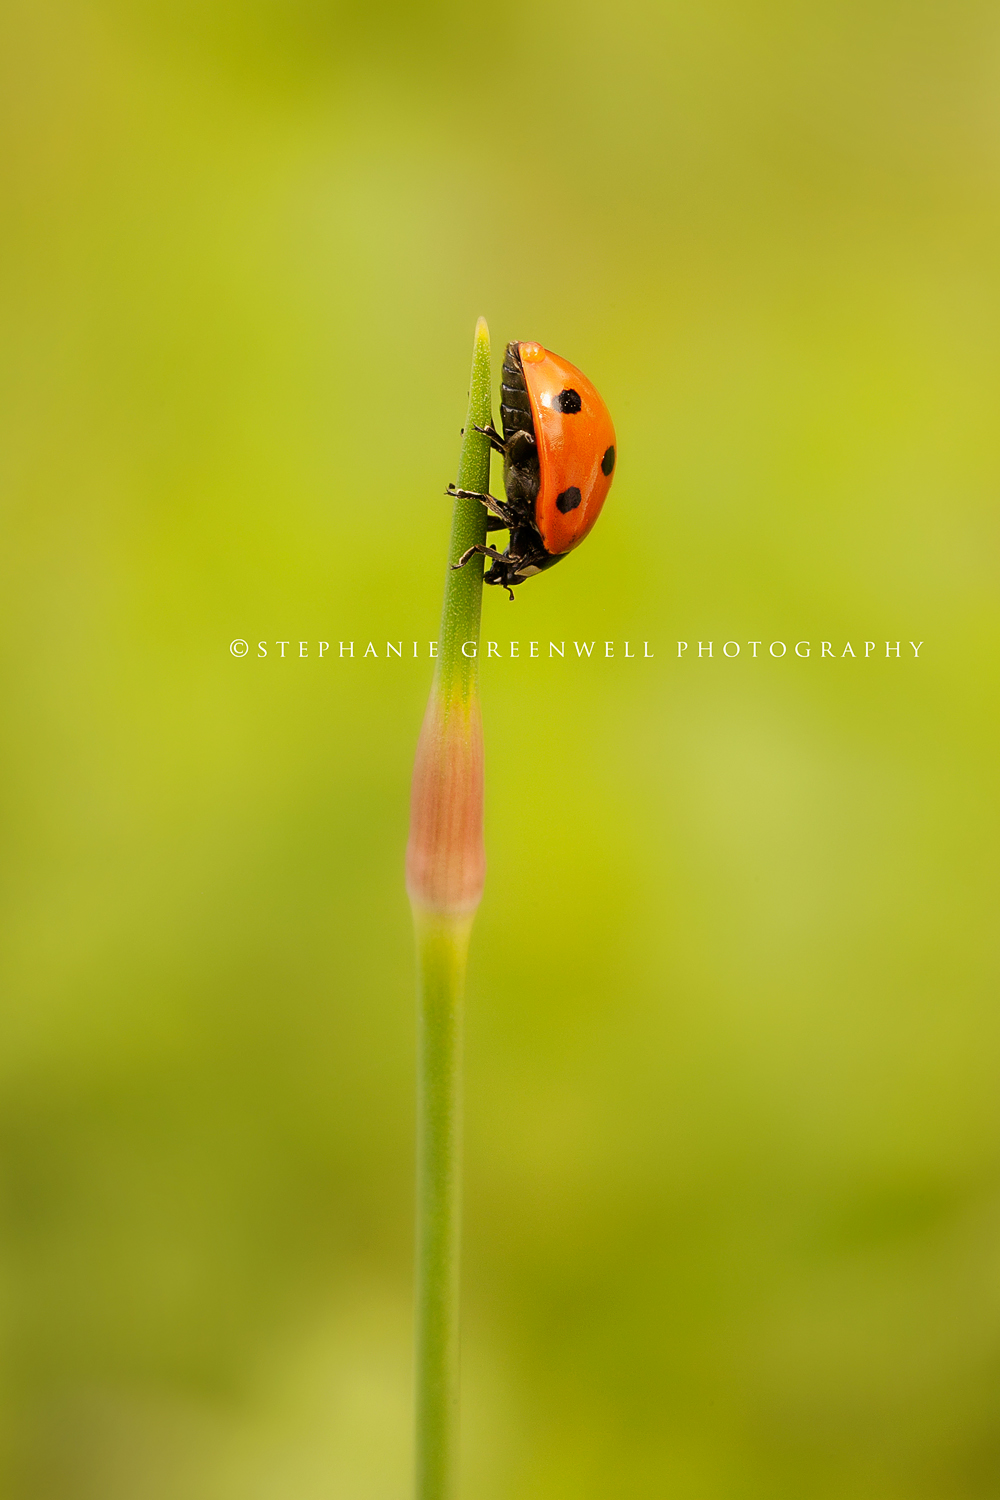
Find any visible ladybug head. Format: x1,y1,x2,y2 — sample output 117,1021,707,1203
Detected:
483,548,565,599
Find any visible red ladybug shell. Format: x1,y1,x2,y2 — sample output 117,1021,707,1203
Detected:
517,341,617,557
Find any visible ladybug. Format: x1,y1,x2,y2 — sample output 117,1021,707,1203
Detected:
448,340,616,598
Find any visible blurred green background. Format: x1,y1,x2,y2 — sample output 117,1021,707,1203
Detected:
2,0,999,1495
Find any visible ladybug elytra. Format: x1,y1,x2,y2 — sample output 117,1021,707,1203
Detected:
448,340,616,598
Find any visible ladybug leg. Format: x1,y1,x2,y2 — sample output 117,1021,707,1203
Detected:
445,484,517,528
485,516,509,533
472,422,507,455
445,484,499,506
451,543,509,572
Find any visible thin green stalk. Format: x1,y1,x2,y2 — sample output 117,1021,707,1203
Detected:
413,909,472,1500
437,316,492,700
408,318,492,1500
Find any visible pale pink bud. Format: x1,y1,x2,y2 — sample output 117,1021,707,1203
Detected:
406,692,486,919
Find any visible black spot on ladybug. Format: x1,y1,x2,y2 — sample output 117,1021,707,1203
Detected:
554,388,582,414
556,486,582,513
601,445,616,475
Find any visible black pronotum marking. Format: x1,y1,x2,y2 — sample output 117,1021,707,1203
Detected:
556,486,582,513
555,387,582,414
601,444,616,475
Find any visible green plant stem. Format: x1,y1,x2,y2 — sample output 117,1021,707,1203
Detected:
436,317,491,703
412,317,492,1500
414,909,472,1500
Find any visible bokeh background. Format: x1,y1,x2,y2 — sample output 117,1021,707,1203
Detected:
2,0,999,1495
